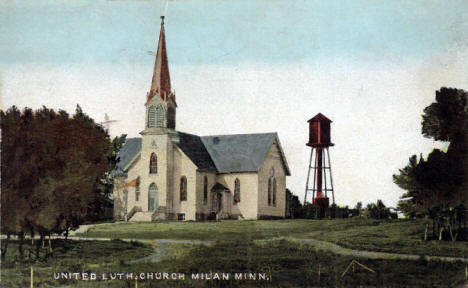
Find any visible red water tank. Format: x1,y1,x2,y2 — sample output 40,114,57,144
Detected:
306,113,333,147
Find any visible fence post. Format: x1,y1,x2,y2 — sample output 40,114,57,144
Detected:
30,265,34,288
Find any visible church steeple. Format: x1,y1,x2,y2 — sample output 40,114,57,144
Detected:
147,16,175,105
143,16,177,132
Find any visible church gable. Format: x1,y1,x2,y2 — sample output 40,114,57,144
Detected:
270,138,291,176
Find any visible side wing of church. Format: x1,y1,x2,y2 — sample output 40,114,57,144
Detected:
113,17,291,221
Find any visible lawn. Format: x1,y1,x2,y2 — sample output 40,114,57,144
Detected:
1,239,153,288
78,218,468,257
3,219,467,287
3,233,466,287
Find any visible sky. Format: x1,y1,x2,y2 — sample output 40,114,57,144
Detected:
1,0,468,208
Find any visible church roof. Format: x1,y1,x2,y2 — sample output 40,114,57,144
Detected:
201,132,290,175
176,132,217,172
113,138,142,176
113,132,290,176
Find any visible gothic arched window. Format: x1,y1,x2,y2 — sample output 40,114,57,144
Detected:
148,183,158,211
149,153,157,174
156,106,164,128
123,189,128,206
167,106,175,129
268,167,275,206
234,178,240,204
272,178,277,206
180,176,187,202
267,177,272,206
203,176,208,204
148,106,156,128
135,177,141,202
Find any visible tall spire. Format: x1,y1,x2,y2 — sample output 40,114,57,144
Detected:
148,16,174,104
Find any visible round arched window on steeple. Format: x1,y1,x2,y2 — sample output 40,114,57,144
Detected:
156,106,164,128
148,106,156,128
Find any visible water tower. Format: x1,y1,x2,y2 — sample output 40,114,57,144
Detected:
304,113,335,208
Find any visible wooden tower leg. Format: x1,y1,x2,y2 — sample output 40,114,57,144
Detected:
312,147,317,204
322,148,328,199
304,147,315,204
326,147,335,205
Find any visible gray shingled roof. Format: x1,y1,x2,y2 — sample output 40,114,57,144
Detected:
175,132,217,171
113,132,290,176
201,133,278,174
113,138,142,176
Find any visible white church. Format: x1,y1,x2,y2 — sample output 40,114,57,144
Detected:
113,17,291,221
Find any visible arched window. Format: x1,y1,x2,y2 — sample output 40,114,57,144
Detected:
123,189,128,206
167,106,175,129
148,106,156,128
268,167,275,206
203,176,208,204
234,178,240,204
272,178,277,206
149,153,157,174
267,177,272,206
180,176,187,201
135,177,141,201
156,106,164,128
148,183,158,211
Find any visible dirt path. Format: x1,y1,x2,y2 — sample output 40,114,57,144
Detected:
260,237,468,263
132,239,212,263
56,236,213,263
65,235,467,263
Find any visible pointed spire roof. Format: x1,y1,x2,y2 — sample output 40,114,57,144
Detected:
147,16,175,105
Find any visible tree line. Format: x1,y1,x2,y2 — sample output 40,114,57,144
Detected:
1,105,125,261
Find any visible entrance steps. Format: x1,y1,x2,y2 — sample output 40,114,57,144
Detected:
129,211,153,222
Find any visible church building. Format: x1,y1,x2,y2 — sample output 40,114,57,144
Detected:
113,17,291,221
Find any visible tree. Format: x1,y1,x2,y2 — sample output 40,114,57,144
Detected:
422,87,467,143
285,189,302,218
394,87,467,241
422,88,467,197
363,200,393,219
354,201,362,216
85,134,127,223
1,105,112,259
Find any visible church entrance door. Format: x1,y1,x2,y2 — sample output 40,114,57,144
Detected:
216,192,222,213
211,183,231,219
148,183,158,211
210,191,223,214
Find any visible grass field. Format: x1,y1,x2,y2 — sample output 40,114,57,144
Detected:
78,218,468,257
1,239,153,288
2,219,467,287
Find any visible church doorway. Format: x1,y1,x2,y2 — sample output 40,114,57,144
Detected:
148,183,158,211
210,182,231,219
216,192,222,213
